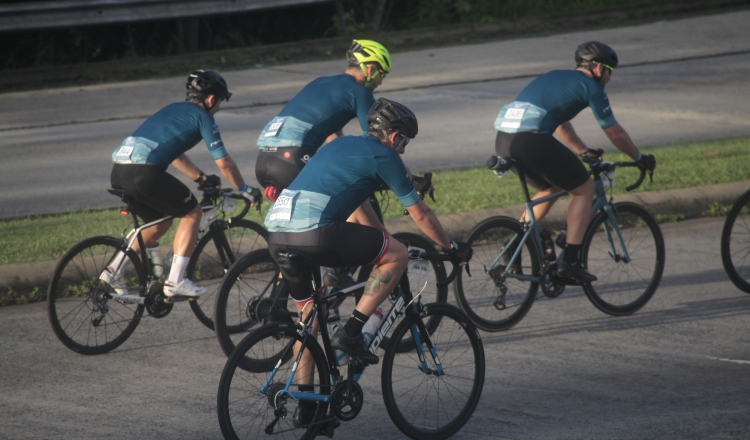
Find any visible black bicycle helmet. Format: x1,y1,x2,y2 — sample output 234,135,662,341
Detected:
575,41,618,69
367,98,418,139
186,69,232,102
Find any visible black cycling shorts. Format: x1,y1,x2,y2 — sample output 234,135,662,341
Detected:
111,163,198,223
268,221,389,301
495,131,590,192
255,146,317,190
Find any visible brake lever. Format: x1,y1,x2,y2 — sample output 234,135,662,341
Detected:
465,263,471,278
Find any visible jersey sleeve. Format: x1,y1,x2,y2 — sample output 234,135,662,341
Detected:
589,88,617,129
200,113,229,160
376,151,420,208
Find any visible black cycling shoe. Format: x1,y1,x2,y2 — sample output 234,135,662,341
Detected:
293,402,317,428
556,260,597,283
501,242,523,275
330,328,379,365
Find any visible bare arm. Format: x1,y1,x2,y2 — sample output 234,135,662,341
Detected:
554,121,589,155
214,155,246,190
171,154,203,182
405,200,451,250
602,122,640,160
348,201,387,232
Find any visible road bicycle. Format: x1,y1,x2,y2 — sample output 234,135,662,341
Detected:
455,155,665,331
720,188,750,292
47,185,267,355
216,247,484,440
212,231,448,358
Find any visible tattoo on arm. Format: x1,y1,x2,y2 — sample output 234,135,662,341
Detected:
363,267,393,297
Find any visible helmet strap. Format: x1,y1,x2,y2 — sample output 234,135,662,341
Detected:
360,62,382,87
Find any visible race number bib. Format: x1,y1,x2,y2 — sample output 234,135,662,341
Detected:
500,103,529,130
268,189,299,222
264,117,288,137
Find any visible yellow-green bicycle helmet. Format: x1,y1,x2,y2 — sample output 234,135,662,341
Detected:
347,39,392,85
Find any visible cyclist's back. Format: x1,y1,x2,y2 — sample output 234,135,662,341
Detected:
255,40,391,199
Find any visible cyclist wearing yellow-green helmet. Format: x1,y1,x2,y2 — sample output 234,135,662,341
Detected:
346,39,392,88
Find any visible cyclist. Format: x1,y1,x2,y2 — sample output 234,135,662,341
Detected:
104,70,261,298
493,41,655,282
264,98,472,426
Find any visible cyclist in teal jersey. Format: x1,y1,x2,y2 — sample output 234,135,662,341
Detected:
264,100,472,417
255,39,390,202
493,41,655,282
106,70,261,298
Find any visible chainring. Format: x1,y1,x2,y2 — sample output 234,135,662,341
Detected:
540,263,566,298
145,282,174,318
331,380,363,422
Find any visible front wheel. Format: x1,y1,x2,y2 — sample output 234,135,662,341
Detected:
721,189,750,293
214,248,293,359
47,236,146,355
581,202,665,315
217,323,331,440
455,216,540,331
381,302,485,440
188,219,267,330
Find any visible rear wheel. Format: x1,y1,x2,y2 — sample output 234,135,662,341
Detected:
47,236,146,355
455,216,540,331
188,219,267,330
217,323,331,439
214,249,294,359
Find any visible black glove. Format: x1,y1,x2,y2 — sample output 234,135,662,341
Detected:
411,173,434,202
635,153,656,172
444,240,473,264
194,172,221,187
240,184,262,207
579,148,604,163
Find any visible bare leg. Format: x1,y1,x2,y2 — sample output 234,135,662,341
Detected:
520,187,560,224
565,179,595,245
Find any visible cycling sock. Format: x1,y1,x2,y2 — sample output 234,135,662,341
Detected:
298,384,314,393
343,310,368,337
168,254,190,284
109,251,131,274
563,244,582,264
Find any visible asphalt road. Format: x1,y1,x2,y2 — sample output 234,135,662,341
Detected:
1,216,749,439
2,10,750,218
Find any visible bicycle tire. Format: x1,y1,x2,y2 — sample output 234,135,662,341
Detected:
188,218,268,330
47,236,146,355
455,216,540,331
721,189,750,293
214,248,293,359
581,202,665,315
217,322,331,440
381,302,485,440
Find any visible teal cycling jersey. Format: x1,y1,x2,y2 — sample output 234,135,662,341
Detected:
265,134,420,232
112,102,228,169
494,70,617,134
257,73,375,150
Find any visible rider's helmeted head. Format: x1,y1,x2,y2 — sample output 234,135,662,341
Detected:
575,41,618,85
367,98,417,155
186,69,232,112
347,39,392,89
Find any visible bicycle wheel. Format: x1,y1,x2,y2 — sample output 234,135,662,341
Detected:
217,323,331,440
582,202,665,315
188,219,268,330
215,248,294,358
455,216,540,331
47,236,146,355
381,302,485,440
721,189,750,293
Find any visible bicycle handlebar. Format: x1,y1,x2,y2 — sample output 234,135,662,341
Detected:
197,186,252,220
407,248,470,287
585,160,650,192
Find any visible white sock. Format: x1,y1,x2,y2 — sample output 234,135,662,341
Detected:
109,252,132,275
167,255,190,285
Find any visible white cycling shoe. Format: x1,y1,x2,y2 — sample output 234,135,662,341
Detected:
99,266,130,296
163,279,206,298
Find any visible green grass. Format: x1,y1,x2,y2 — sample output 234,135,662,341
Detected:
2,135,750,267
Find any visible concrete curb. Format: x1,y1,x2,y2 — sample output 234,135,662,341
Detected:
2,180,748,293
